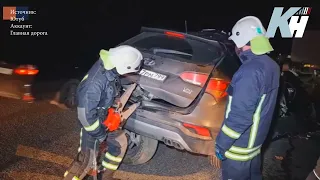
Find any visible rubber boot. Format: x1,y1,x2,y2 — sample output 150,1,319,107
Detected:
101,170,120,180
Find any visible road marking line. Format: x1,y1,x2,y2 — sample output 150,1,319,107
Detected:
15,145,217,180
16,145,73,167
114,171,213,180
7,171,61,180
7,171,212,180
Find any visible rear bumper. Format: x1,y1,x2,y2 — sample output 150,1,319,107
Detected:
124,110,215,156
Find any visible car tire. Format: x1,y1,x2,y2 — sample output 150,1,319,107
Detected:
208,155,222,168
123,131,158,165
59,79,79,109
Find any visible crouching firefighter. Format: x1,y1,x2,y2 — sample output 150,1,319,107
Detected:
215,16,280,180
63,45,143,180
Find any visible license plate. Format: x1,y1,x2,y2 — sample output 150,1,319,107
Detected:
0,67,13,75
139,69,167,81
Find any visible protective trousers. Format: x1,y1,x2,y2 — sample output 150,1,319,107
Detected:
222,154,262,180
63,128,128,180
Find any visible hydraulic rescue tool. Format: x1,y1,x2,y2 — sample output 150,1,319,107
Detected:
103,83,140,131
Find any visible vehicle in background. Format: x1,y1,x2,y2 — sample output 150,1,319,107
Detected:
117,27,240,168
291,30,320,81
0,60,86,109
298,64,320,84
0,61,38,102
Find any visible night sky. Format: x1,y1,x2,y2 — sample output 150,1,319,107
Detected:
1,1,320,66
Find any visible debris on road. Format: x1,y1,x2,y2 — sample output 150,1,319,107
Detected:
275,156,284,161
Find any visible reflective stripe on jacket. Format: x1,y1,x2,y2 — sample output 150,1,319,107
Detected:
216,50,280,161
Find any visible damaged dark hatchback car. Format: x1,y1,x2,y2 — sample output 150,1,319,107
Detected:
118,27,241,167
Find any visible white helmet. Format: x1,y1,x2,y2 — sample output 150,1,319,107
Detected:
108,45,143,75
229,16,273,55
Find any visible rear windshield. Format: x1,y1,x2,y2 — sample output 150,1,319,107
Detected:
121,32,221,65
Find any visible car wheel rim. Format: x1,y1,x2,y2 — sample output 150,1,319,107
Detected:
125,130,141,150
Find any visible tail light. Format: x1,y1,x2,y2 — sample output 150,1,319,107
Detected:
14,65,39,75
183,123,211,137
165,31,185,39
180,72,229,99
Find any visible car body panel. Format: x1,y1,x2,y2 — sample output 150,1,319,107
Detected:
124,110,215,155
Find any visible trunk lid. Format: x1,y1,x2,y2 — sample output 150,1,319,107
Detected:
120,28,225,108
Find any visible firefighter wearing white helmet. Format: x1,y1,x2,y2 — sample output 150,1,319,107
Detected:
229,16,274,55
108,45,143,75
215,16,280,180
64,45,143,180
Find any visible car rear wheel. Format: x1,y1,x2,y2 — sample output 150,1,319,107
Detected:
123,130,158,165
208,155,222,168
60,79,79,109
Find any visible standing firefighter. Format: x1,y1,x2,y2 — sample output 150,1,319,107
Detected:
63,45,143,180
215,16,280,180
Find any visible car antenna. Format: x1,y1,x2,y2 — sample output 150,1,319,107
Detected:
185,20,188,34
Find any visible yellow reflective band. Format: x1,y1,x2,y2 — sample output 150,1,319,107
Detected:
72,176,80,180
221,124,241,139
79,128,82,147
248,94,266,148
102,161,119,170
225,148,261,161
64,171,68,177
81,74,88,82
225,96,233,118
105,152,122,163
229,145,261,155
84,119,100,132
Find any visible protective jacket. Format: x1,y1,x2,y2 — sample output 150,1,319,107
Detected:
216,50,280,161
76,55,120,141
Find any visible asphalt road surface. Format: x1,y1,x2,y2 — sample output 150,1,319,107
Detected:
0,97,221,180
0,97,319,180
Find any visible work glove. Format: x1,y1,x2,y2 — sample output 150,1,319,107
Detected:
215,143,227,161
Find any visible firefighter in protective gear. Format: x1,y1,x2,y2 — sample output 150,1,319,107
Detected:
63,45,143,180
215,16,280,180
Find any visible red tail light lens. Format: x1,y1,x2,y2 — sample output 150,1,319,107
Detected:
14,65,39,75
180,72,229,99
183,123,211,137
165,31,185,39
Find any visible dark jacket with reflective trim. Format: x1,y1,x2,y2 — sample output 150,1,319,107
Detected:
216,50,280,159
76,59,119,140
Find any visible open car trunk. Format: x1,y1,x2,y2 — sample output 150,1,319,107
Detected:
121,51,214,106
119,27,226,114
